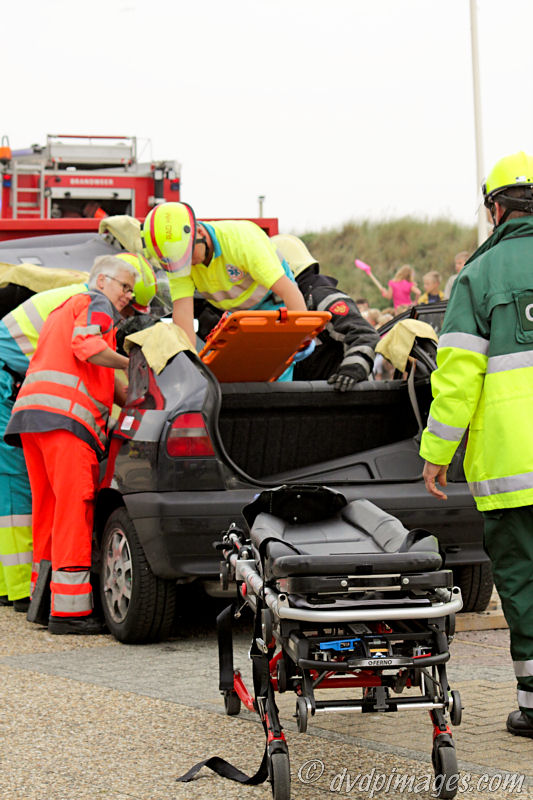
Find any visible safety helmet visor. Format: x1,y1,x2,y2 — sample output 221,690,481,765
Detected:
142,202,196,275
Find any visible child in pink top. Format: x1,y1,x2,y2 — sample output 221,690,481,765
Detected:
381,264,421,309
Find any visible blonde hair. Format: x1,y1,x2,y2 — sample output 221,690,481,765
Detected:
423,270,441,284
393,264,414,282
364,308,381,326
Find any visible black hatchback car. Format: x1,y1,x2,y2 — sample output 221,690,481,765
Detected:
0,233,492,643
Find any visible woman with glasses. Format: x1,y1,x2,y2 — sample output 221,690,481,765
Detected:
4,255,136,635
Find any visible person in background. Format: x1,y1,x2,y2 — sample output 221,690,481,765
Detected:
363,308,381,328
420,150,533,738
4,255,153,634
443,251,470,300
356,298,370,313
394,304,409,316
82,201,108,220
0,279,87,613
380,264,421,310
419,271,444,304
272,235,379,389
0,254,156,614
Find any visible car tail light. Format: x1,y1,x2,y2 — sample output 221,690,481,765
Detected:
166,412,215,457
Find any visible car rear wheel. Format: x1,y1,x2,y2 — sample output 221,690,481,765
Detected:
454,562,494,613
99,506,176,643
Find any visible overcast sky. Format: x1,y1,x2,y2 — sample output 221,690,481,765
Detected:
3,0,532,233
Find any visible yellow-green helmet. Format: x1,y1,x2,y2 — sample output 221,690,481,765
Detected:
115,252,157,313
271,234,318,278
482,151,533,223
141,202,196,275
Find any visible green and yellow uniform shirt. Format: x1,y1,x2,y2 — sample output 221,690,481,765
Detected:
168,220,291,310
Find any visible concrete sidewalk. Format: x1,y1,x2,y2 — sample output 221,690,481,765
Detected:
0,601,531,800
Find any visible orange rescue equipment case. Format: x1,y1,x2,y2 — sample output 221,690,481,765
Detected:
198,309,331,382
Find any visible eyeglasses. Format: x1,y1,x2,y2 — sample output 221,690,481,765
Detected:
104,275,135,296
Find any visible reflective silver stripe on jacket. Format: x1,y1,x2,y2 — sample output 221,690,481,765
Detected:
72,404,108,444
14,394,107,443
0,551,33,566
427,414,466,443
340,354,371,369
470,471,533,498
15,394,71,413
202,275,270,308
0,514,32,528
24,370,80,389
345,344,375,360
26,371,109,417
52,570,91,585
3,314,34,355
518,689,533,709
487,351,533,374
438,332,489,355
77,380,110,417
22,300,46,332
317,291,349,312
514,660,533,677
72,324,101,339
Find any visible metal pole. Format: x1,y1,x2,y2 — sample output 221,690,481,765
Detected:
258,195,265,218
470,0,489,245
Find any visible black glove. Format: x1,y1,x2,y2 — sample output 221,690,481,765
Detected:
327,364,367,392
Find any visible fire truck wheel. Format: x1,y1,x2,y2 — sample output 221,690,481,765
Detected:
99,506,176,643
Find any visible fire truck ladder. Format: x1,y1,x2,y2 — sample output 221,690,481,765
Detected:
11,158,46,218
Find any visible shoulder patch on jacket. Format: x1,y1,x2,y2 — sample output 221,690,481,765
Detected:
329,300,349,316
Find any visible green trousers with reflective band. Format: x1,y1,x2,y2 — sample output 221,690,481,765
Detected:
483,506,533,721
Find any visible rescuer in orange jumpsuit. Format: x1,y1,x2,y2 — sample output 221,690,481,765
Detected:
4,254,135,634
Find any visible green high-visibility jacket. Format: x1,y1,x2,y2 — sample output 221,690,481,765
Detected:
420,216,533,511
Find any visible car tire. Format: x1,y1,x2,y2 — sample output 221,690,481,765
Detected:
99,506,177,643
454,562,494,613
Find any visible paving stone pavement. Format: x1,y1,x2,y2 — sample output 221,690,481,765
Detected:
1,600,532,800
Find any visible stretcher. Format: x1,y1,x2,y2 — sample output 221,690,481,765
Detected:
198,309,331,382
178,485,463,799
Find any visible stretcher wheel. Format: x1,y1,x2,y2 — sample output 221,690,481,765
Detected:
269,752,291,800
450,690,462,726
432,743,459,799
276,658,288,693
261,608,273,644
220,560,230,591
295,696,309,733
223,690,241,716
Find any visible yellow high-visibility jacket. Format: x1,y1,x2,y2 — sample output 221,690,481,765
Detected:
167,220,292,310
420,217,533,511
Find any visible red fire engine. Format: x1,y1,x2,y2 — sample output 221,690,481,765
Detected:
0,134,278,240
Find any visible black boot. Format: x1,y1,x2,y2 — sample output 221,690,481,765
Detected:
506,710,533,738
48,614,106,635
13,596,31,613
0,595,13,606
